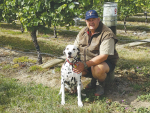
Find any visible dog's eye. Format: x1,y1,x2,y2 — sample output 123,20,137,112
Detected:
73,49,75,51
67,48,69,50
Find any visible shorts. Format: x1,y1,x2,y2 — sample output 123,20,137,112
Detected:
86,60,115,78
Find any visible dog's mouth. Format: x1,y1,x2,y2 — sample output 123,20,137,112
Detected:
68,55,73,58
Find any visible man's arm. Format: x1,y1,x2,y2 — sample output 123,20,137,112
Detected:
73,38,115,74
73,54,108,74
86,54,108,67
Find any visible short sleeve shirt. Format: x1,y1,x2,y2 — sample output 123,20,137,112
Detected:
100,38,114,55
74,34,115,55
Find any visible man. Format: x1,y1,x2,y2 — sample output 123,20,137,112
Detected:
73,10,119,96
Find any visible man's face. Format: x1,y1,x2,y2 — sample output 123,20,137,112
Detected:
85,18,100,33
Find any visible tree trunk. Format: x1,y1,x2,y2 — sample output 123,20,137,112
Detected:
124,17,127,33
31,30,42,64
21,23,24,33
144,11,147,23
54,26,57,38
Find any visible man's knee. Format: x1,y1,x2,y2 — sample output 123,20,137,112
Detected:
92,66,102,76
91,63,109,81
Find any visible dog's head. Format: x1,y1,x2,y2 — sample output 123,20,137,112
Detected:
63,45,80,59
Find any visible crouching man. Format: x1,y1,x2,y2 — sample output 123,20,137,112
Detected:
73,10,119,96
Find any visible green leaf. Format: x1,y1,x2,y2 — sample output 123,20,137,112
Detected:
93,0,99,5
68,3,75,10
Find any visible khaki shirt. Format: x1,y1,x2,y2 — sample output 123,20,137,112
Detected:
74,35,115,55
74,21,119,65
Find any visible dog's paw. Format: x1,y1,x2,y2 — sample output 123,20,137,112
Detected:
61,101,65,105
78,101,83,107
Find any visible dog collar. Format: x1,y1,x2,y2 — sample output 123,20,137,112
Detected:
66,59,78,68
66,59,73,65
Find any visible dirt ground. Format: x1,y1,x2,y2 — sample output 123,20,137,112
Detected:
0,46,150,110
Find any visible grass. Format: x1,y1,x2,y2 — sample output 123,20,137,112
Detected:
0,23,72,56
0,76,60,112
13,56,36,63
116,45,150,72
0,75,149,113
0,22,150,112
28,65,43,72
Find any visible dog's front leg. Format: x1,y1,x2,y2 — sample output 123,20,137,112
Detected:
61,78,65,105
77,75,83,107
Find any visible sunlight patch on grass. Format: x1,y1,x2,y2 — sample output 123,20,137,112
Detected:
117,47,150,69
28,65,43,72
13,56,36,63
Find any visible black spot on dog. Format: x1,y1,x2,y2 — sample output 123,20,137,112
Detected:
65,81,70,85
68,72,72,74
71,77,73,81
74,77,76,82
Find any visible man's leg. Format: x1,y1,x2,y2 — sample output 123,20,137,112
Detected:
82,62,109,89
91,62,110,82
91,62,110,96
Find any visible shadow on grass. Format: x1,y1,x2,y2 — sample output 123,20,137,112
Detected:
112,57,150,103
0,35,64,56
79,57,150,105
82,88,105,103
118,17,150,23
0,23,78,38
117,24,150,32
117,35,142,45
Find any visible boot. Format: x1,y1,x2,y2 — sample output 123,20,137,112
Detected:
85,77,96,89
94,81,105,96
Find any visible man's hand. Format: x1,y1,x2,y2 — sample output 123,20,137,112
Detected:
73,62,85,74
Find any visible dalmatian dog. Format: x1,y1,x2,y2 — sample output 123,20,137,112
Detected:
59,45,83,107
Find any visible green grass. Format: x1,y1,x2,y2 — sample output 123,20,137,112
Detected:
138,94,150,102
0,32,65,56
0,23,74,56
13,56,36,63
117,46,150,71
2,64,12,70
117,24,150,33
1,76,149,113
28,65,43,72
0,76,60,112
0,22,150,112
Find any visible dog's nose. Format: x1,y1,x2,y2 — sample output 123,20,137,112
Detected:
68,52,71,55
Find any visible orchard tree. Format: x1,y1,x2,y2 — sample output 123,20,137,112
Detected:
117,0,144,32
3,0,148,64
2,0,17,23
0,0,4,21
3,0,79,64
77,0,105,19
2,0,103,64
